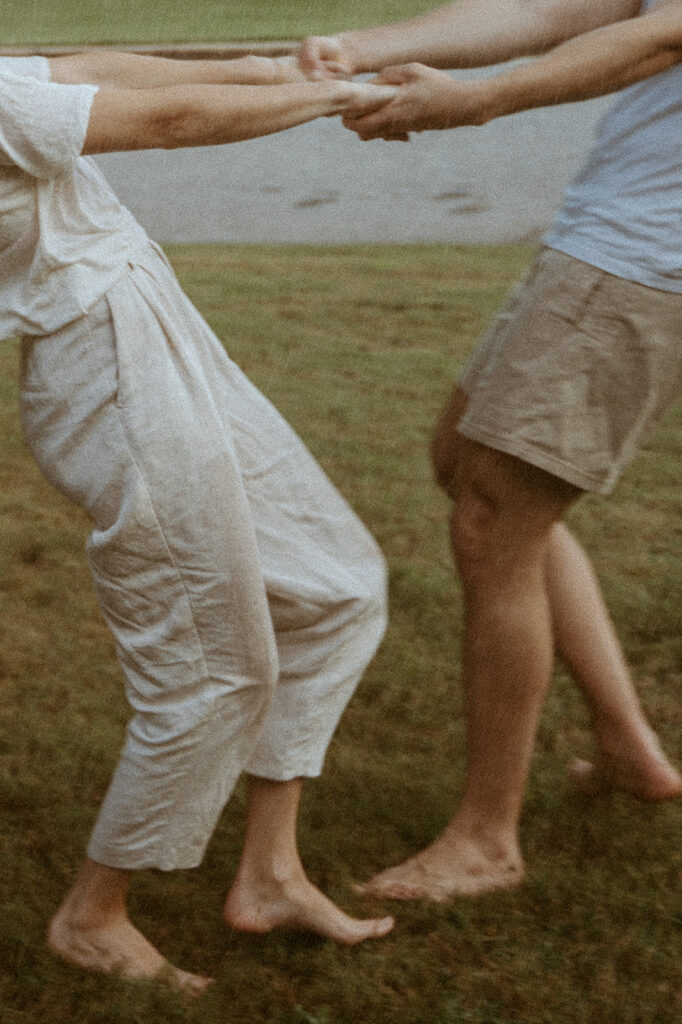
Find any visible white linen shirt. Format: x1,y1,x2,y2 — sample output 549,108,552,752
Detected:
0,56,149,339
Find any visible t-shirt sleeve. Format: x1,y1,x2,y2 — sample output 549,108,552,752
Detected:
0,60,98,178
1,56,51,81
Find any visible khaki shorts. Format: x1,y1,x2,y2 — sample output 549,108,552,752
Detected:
458,247,682,493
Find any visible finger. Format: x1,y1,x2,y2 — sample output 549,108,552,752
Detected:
324,61,353,81
342,118,389,141
342,97,402,137
297,36,347,80
374,64,419,86
346,84,399,115
296,37,325,77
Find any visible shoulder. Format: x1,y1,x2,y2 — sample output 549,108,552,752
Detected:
0,62,98,178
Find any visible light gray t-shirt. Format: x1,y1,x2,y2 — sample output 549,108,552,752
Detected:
544,0,682,293
0,56,149,339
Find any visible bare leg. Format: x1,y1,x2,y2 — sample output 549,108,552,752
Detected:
546,524,681,800
359,438,575,901
48,858,212,993
224,776,394,943
359,385,678,904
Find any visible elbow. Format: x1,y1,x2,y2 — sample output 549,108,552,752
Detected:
143,100,203,150
85,88,206,155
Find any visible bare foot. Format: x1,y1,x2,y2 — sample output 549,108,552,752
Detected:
224,872,394,945
354,831,524,902
48,905,212,995
570,746,682,801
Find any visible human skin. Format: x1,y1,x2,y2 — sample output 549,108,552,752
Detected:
297,0,682,139
298,0,643,76
356,389,681,902
48,51,398,152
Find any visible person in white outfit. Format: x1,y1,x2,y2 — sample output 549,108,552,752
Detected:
1,50,397,990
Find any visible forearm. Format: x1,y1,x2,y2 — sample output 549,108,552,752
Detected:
50,51,298,89
82,80,380,154
473,6,682,121
337,0,638,72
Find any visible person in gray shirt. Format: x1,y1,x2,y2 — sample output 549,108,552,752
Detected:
300,0,682,902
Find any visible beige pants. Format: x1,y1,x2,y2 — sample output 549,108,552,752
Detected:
20,247,386,871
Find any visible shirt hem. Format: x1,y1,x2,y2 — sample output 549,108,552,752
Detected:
542,236,682,295
456,419,616,495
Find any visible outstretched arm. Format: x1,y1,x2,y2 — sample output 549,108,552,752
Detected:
79,77,397,155
343,0,682,139
49,50,306,89
298,0,640,77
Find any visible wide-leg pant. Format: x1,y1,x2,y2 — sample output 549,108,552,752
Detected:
19,246,387,871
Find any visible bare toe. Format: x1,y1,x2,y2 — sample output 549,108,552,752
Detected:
224,874,394,945
161,965,214,997
570,757,609,796
48,909,212,994
355,834,524,902
570,753,682,801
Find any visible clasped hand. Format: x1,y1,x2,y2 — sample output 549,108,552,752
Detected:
296,36,484,141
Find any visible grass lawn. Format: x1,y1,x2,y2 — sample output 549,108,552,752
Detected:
1,1,436,47
0,243,680,1024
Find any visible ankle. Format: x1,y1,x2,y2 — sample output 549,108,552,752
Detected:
592,721,662,762
54,889,127,935
445,814,522,866
234,853,306,891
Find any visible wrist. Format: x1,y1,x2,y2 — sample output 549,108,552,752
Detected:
271,55,307,84
335,31,364,75
462,77,500,126
232,55,300,85
323,79,358,115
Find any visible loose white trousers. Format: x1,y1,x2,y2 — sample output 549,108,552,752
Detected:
20,247,387,871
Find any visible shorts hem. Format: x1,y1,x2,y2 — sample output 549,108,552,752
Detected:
456,420,615,495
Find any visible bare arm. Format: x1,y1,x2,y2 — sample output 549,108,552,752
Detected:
81,79,397,155
475,0,682,116
49,50,306,89
298,0,640,77
344,0,682,139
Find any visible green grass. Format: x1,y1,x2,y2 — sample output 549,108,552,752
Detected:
0,1,436,47
1,244,680,1024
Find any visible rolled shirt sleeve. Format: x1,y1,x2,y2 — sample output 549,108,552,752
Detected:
0,59,98,179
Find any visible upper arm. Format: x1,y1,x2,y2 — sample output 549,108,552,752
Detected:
49,52,189,89
527,0,643,46
547,0,682,42
49,53,112,86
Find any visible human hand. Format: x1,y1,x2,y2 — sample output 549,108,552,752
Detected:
337,82,399,119
343,63,489,140
297,35,355,80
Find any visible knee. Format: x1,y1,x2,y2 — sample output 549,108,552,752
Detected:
335,527,388,630
246,637,281,696
341,551,388,639
450,487,499,579
319,546,388,652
